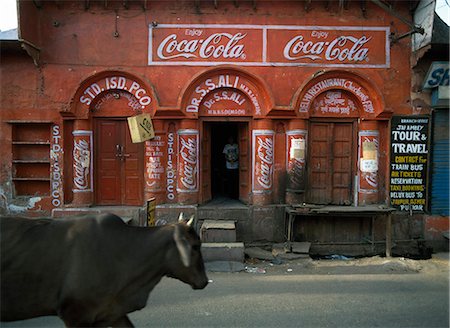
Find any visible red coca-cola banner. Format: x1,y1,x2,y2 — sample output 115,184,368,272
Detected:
252,130,275,193
177,129,199,193
149,24,389,68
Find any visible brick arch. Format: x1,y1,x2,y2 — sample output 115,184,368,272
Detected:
180,66,274,118
65,70,157,119
293,70,385,119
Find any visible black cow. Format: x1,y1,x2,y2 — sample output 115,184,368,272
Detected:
1,213,208,327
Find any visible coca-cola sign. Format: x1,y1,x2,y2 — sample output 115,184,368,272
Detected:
177,130,199,193
252,130,275,193
149,24,389,68
72,130,93,192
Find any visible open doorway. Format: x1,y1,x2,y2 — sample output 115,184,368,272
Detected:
210,122,239,200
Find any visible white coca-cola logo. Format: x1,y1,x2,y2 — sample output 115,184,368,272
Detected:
284,35,371,62
256,137,274,189
157,32,247,60
180,137,197,190
73,139,90,190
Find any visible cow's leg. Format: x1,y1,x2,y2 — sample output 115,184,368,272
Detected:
110,315,134,327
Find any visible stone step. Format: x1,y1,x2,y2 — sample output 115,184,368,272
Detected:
201,242,245,263
200,220,236,243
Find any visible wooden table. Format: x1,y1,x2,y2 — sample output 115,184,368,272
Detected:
285,205,397,257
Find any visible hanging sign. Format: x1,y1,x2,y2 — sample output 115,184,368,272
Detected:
127,113,155,143
390,116,429,212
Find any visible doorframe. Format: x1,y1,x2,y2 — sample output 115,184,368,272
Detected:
199,117,251,204
306,118,359,205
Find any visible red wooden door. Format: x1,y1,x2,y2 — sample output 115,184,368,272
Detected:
307,122,353,205
95,119,143,206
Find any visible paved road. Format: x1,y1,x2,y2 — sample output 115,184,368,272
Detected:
2,257,449,328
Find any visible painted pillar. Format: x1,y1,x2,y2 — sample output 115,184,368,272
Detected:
252,119,274,205
358,120,379,205
177,120,199,204
144,120,166,204
286,119,308,205
72,120,93,206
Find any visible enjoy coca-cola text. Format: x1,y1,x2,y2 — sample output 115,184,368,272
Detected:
283,35,371,62
157,32,247,60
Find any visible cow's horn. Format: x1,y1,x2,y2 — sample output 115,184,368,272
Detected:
187,215,194,226
178,212,184,222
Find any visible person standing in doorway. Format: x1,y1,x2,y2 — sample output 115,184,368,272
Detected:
223,136,239,198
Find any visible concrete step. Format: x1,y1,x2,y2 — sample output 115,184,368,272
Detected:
197,207,249,222
201,242,245,263
51,206,141,225
200,220,237,243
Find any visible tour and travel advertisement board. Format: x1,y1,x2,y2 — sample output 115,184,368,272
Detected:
390,116,430,212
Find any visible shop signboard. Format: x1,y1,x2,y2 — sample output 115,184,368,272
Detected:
390,116,429,212
149,24,389,68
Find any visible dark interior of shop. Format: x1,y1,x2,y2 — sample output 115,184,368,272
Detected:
210,122,239,200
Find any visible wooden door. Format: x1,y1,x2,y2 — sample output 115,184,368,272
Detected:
238,123,250,204
95,119,143,205
201,123,212,203
307,122,353,205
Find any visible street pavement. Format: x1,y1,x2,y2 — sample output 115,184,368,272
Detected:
1,254,449,328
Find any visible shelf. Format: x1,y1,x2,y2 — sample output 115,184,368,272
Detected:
12,141,50,145
7,120,53,124
12,177,51,181
12,160,50,164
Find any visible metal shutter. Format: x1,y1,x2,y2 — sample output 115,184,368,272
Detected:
430,110,449,215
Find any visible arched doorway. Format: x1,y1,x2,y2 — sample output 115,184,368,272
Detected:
295,71,386,206
181,67,273,205
66,72,156,207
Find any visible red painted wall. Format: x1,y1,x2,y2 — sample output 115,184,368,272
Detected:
1,0,417,214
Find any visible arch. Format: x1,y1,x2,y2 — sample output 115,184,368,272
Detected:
64,70,157,119
293,70,385,119
180,66,274,118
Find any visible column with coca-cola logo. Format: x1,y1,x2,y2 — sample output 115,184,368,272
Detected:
177,121,199,204
358,120,380,205
72,120,93,206
252,120,275,205
286,120,308,204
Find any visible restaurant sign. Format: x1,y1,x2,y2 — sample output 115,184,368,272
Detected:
149,24,389,68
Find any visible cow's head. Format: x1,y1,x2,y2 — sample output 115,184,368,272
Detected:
166,214,208,290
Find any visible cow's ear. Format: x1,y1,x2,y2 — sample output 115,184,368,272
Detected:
174,224,191,267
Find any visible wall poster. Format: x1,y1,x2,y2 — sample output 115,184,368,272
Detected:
390,116,429,212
